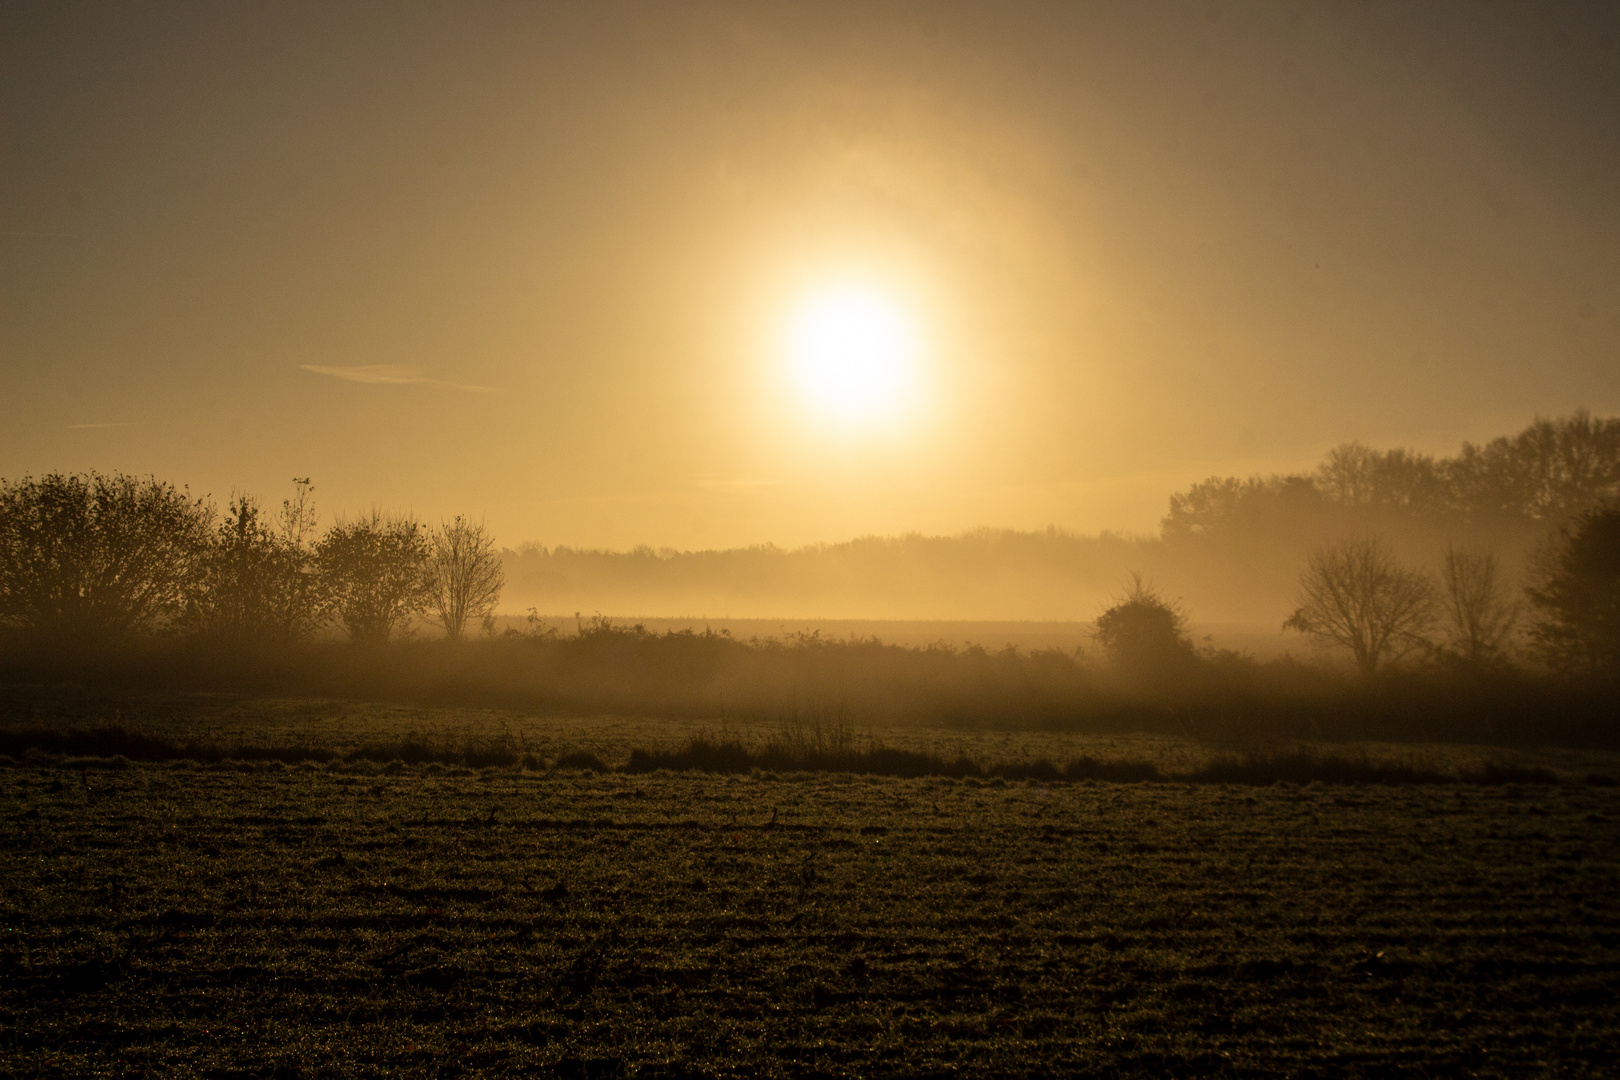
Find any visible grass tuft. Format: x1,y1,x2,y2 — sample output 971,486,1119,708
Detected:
555,749,609,772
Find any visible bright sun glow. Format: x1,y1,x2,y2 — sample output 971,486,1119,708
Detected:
786,286,919,427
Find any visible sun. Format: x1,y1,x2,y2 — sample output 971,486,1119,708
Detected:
786,285,919,427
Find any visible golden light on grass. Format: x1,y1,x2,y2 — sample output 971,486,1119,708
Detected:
785,285,920,429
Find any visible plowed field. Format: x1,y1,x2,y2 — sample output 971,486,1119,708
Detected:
5,760,1619,1077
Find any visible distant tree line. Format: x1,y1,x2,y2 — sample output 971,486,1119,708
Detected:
0,475,502,646
484,414,1620,625
2,413,1615,682
1164,411,1620,540
1096,500,1618,683
1108,411,1620,680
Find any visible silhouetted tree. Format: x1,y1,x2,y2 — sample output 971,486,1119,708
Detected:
1163,412,1620,541
279,478,318,550
315,511,431,644
0,472,210,641
1094,573,1196,678
1161,474,1322,541
1526,502,1620,674
1284,537,1437,677
181,493,322,643
1316,443,1448,513
1448,411,1620,521
1439,545,1519,665
429,516,504,641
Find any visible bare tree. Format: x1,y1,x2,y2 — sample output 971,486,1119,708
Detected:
1284,537,1437,677
315,511,432,644
429,516,504,641
1440,545,1519,665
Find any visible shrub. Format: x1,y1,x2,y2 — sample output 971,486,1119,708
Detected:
0,472,210,641
1094,574,1196,680
316,511,432,644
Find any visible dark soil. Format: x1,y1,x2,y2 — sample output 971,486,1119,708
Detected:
4,759,1619,1076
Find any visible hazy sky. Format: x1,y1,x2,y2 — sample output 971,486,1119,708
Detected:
4,2,1618,550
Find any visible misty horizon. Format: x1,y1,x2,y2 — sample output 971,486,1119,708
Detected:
10,410,1610,634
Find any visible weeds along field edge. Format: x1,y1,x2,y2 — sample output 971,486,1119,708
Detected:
5,630,1620,749
5,684,1618,786
2,722,1616,787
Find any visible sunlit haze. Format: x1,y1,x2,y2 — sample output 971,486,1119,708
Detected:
786,285,920,430
3,3,1618,554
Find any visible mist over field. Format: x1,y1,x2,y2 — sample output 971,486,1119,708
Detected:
497,416,1580,632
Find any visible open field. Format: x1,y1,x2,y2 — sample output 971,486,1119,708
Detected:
4,707,1620,1077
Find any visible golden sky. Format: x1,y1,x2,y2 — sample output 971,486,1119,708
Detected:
3,3,1618,549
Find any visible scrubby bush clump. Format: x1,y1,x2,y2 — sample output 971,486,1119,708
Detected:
1093,574,1197,681
0,472,211,642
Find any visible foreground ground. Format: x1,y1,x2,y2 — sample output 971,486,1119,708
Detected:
4,749,1620,1077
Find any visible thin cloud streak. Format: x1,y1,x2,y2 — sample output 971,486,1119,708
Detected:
67,421,140,429
299,364,492,392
